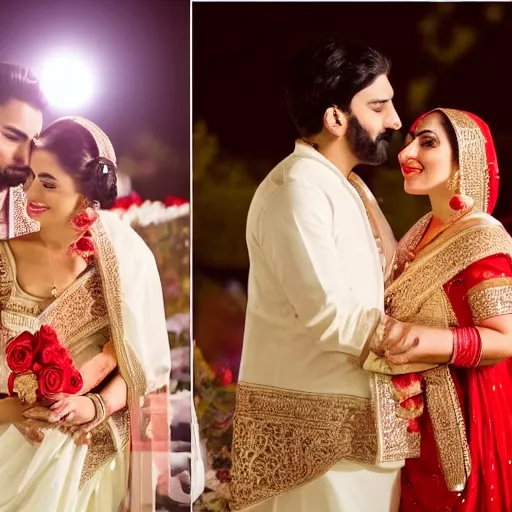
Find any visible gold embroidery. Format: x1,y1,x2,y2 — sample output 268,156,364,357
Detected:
348,173,397,282
0,245,13,305
423,367,471,491
384,215,512,492
467,278,512,323
435,109,489,212
91,220,146,399
12,373,38,404
386,216,512,322
79,420,116,488
8,186,40,239
392,213,431,282
444,289,458,326
230,381,417,511
39,265,110,354
79,406,130,489
0,234,132,486
371,374,421,462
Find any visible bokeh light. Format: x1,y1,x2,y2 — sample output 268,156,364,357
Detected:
40,55,94,110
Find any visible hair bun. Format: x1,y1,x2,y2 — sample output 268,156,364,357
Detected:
83,156,117,209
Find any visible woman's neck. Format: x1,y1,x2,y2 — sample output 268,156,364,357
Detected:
34,224,78,251
429,191,455,223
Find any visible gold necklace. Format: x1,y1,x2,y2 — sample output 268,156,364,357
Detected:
46,246,59,299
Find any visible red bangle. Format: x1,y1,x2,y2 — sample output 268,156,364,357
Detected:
450,327,482,368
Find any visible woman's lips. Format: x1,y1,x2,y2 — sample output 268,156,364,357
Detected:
401,165,423,176
27,201,49,217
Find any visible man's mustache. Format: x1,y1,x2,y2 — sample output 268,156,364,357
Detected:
376,129,395,144
0,165,34,191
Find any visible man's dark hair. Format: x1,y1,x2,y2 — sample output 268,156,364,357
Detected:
0,62,47,111
285,39,391,138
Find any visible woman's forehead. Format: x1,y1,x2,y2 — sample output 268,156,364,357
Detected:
413,112,445,135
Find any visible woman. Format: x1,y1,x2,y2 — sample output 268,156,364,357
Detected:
373,109,512,511
0,117,171,511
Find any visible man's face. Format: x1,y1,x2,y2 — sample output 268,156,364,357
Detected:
0,99,43,170
347,74,401,166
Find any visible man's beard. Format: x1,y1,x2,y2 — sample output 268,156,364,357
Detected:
346,114,395,166
0,164,33,191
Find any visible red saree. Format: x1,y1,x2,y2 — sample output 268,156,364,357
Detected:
400,254,512,511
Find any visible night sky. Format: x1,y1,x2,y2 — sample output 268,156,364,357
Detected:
193,2,512,218
0,0,190,199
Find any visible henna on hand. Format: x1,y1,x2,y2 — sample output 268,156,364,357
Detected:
370,315,420,363
14,418,54,445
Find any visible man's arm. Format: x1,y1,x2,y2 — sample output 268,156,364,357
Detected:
259,181,381,356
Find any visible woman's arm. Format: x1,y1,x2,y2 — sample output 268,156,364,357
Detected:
46,371,127,425
384,315,512,366
377,255,512,367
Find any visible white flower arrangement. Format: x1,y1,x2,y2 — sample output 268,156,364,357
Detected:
114,200,189,227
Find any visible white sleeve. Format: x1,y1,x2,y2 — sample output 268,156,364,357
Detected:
259,181,381,356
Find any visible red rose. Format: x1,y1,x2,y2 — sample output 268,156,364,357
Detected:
74,236,95,254
66,369,83,394
40,344,71,366
113,192,143,210
72,211,98,230
33,326,70,366
38,366,67,397
164,196,188,207
6,332,35,373
7,372,15,395
215,367,233,387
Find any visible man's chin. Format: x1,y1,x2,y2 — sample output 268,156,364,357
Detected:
359,153,389,166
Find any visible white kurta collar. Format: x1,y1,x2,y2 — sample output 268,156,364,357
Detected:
293,139,349,182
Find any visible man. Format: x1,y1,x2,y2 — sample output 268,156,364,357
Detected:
230,40,414,512
0,62,45,237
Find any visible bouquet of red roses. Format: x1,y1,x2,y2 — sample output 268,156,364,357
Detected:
6,325,83,405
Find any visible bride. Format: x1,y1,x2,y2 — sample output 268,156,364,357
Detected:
0,117,171,511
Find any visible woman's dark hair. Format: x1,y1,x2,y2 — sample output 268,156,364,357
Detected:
0,62,47,110
35,119,117,209
438,111,459,165
286,39,391,138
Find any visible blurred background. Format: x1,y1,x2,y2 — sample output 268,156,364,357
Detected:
192,3,512,509
0,1,191,509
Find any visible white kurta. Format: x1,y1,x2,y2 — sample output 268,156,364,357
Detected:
238,141,401,512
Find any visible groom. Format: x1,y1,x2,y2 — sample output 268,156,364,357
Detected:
0,62,45,239
0,62,45,188
230,39,410,512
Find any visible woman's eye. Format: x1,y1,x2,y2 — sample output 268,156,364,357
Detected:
421,139,435,148
42,182,56,189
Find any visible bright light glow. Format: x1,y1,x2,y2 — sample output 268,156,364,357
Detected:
40,56,94,110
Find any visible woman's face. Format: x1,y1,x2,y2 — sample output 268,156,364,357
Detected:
26,149,82,229
398,112,458,196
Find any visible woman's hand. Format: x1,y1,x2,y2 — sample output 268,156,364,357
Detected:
48,395,96,425
370,316,419,362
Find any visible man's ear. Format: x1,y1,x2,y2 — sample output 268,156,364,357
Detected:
323,106,348,137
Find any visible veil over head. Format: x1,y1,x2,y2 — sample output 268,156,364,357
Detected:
51,116,172,509
410,108,500,215
45,116,117,166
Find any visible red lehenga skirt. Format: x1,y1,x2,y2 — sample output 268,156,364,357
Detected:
400,256,512,511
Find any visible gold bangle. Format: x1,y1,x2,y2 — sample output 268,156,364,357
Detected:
87,393,108,424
